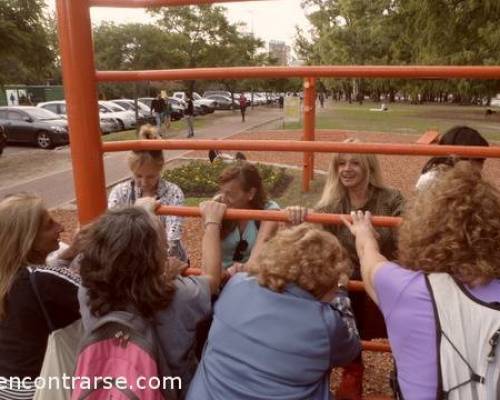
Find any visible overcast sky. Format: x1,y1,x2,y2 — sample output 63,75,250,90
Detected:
46,0,311,49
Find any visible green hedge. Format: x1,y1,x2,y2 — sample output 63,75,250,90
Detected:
162,159,290,197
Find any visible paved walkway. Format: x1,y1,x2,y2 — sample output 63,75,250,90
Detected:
0,108,282,208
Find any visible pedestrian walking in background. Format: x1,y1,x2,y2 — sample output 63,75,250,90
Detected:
318,93,325,108
150,94,166,131
239,94,247,122
185,94,195,138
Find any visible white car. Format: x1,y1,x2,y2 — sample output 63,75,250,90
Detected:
110,99,155,123
37,100,119,134
98,101,136,130
490,98,500,107
173,92,217,113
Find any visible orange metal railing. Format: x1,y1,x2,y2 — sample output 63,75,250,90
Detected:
56,0,498,379
96,65,500,81
155,205,401,227
102,138,498,158
90,0,262,6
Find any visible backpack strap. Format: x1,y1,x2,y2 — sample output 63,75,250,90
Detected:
29,269,55,332
389,358,405,400
151,322,178,400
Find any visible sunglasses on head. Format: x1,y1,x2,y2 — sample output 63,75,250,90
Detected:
233,239,248,262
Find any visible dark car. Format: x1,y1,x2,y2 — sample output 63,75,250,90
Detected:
0,106,69,149
0,126,6,155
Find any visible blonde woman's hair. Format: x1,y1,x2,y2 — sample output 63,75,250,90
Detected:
248,224,351,298
128,124,164,172
399,162,500,284
316,138,384,209
0,194,45,319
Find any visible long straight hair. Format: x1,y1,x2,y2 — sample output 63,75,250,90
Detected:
0,194,45,319
316,138,385,209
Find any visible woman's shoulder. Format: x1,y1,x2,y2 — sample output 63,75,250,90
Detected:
29,264,80,286
108,180,133,205
264,199,280,210
158,179,184,198
374,185,403,199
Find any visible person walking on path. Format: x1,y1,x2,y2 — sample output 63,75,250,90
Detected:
150,94,166,131
164,96,172,134
185,94,195,138
239,94,247,122
318,93,325,108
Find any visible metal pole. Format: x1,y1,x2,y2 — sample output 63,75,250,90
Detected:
56,0,107,224
302,77,315,192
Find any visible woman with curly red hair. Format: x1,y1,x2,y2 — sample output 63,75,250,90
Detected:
187,223,360,400
343,162,500,399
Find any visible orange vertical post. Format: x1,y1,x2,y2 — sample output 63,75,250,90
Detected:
302,77,316,192
56,0,107,224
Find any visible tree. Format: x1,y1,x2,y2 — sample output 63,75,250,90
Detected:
0,0,54,85
296,0,500,103
148,5,265,93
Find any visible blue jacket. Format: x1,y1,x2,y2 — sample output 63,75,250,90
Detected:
187,273,360,400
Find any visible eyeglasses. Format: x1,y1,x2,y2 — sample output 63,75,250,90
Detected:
233,239,248,262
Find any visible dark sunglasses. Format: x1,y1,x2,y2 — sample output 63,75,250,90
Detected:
233,239,248,262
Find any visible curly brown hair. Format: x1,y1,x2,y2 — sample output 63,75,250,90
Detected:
248,224,351,298
399,162,500,284
80,207,175,319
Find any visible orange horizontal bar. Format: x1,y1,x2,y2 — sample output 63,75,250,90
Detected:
90,0,261,7
362,340,391,353
103,139,499,158
96,65,500,82
157,205,401,227
347,280,365,292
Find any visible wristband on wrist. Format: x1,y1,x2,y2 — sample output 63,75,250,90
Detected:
204,220,221,229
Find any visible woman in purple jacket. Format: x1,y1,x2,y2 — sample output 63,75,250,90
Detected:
343,162,500,399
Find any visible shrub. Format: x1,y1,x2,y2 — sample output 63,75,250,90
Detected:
162,159,290,197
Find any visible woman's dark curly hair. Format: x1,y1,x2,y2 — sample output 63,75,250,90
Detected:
80,207,175,319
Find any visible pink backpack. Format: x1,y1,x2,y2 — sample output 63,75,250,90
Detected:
71,313,177,400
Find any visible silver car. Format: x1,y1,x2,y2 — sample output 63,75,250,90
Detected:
37,100,119,134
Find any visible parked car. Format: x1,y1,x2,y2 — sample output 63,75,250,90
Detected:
203,90,232,99
0,126,6,155
137,97,184,121
98,101,136,130
37,100,119,134
204,95,239,110
490,98,500,107
0,106,69,149
173,92,217,114
110,99,155,124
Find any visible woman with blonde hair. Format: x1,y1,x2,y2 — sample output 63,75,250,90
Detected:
0,194,80,399
288,138,404,399
187,223,360,400
343,162,500,399
108,124,188,262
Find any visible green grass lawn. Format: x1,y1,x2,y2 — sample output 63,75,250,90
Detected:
284,102,500,141
102,118,209,142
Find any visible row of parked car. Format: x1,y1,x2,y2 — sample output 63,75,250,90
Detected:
0,92,282,149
